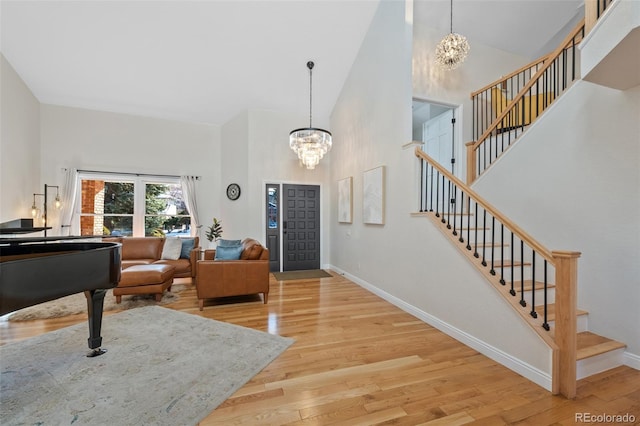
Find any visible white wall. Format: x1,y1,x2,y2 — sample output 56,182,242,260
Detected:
473,81,640,359
0,54,41,223
329,0,553,388
39,104,220,239
219,111,250,242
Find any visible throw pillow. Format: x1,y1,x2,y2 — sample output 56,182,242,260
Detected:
161,237,183,260
214,245,243,260
180,238,195,259
217,239,242,247
241,241,264,260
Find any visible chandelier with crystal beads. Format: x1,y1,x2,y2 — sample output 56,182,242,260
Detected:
435,0,470,70
289,61,332,170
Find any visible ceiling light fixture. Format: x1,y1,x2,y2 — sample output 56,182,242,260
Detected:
289,61,332,170
435,0,470,70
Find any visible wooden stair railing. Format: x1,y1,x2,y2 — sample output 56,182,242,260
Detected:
415,147,581,398
471,53,550,142
467,19,586,184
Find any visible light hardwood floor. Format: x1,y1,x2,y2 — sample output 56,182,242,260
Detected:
1,272,639,425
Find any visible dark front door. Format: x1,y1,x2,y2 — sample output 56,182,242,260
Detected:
265,184,280,272
283,184,320,271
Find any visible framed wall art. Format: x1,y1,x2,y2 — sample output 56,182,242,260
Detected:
338,176,353,223
363,166,385,225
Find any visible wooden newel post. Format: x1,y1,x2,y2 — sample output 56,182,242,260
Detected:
552,250,581,399
585,0,598,35
466,142,477,185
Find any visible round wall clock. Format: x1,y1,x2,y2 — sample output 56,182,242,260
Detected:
226,183,241,200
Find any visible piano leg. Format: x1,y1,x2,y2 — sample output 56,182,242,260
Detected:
84,289,108,357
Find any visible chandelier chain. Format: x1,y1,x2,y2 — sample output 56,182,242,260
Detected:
450,0,453,33
309,65,313,128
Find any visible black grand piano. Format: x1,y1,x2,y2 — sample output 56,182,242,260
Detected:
0,234,121,357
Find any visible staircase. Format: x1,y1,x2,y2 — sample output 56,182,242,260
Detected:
412,0,632,399
412,152,627,397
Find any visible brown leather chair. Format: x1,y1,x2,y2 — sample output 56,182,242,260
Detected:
195,238,269,310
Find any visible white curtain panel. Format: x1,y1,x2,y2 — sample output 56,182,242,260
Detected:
180,175,201,238
60,168,78,235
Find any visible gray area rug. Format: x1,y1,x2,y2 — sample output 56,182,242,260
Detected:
1,306,294,425
272,269,332,281
7,284,187,321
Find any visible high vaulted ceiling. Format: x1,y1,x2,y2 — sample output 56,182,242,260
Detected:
1,0,583,127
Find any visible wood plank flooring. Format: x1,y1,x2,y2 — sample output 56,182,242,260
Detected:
1,272,639,425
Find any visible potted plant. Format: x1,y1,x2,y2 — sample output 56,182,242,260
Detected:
205,217,223,248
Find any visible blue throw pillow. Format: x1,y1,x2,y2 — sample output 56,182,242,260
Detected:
217,239,242,247
214,245,243,260
180,238,196,259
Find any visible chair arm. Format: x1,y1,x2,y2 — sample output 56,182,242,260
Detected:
189,246,201,277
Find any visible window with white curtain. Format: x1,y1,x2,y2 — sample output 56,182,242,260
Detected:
76,173,191,237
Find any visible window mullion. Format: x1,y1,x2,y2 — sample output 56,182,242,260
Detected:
133,177,146,237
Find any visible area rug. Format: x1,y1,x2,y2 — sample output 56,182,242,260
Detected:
272,269,332,281
7,284,187,321
0,306,294,425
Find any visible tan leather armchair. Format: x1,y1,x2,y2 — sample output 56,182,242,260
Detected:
195,239,269,310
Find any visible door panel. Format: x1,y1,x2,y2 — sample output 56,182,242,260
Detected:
423,109,454,172
283,184,320,271
265,184,280,272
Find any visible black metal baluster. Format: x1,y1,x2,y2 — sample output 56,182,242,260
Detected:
441,175,447,224
572,36,576,81
562,48,566,90
466,197,472,250
499,224,505,285
443,182,455,229
435,170,440,217
429,163,434,212
458,191,464,243
473,95,476,141
519,240,526,307
485,123,497,169
509,232,516,296
490,216,496,275
530,251,537,318
474,202,479,258
477,140,481,179
542,260,550,330
420,159,425,212
481,209,487,266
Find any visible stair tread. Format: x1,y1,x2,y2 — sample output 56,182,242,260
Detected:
536,303,588,321
577,331,626,360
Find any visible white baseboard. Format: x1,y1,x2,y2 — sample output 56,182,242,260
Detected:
329,265,553,391
624,351,640,371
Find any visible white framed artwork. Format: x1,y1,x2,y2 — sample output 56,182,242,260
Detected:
338,177,353,223
363,166,385,225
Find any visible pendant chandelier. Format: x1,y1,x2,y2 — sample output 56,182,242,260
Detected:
289,61,332,170
435,0,470,70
